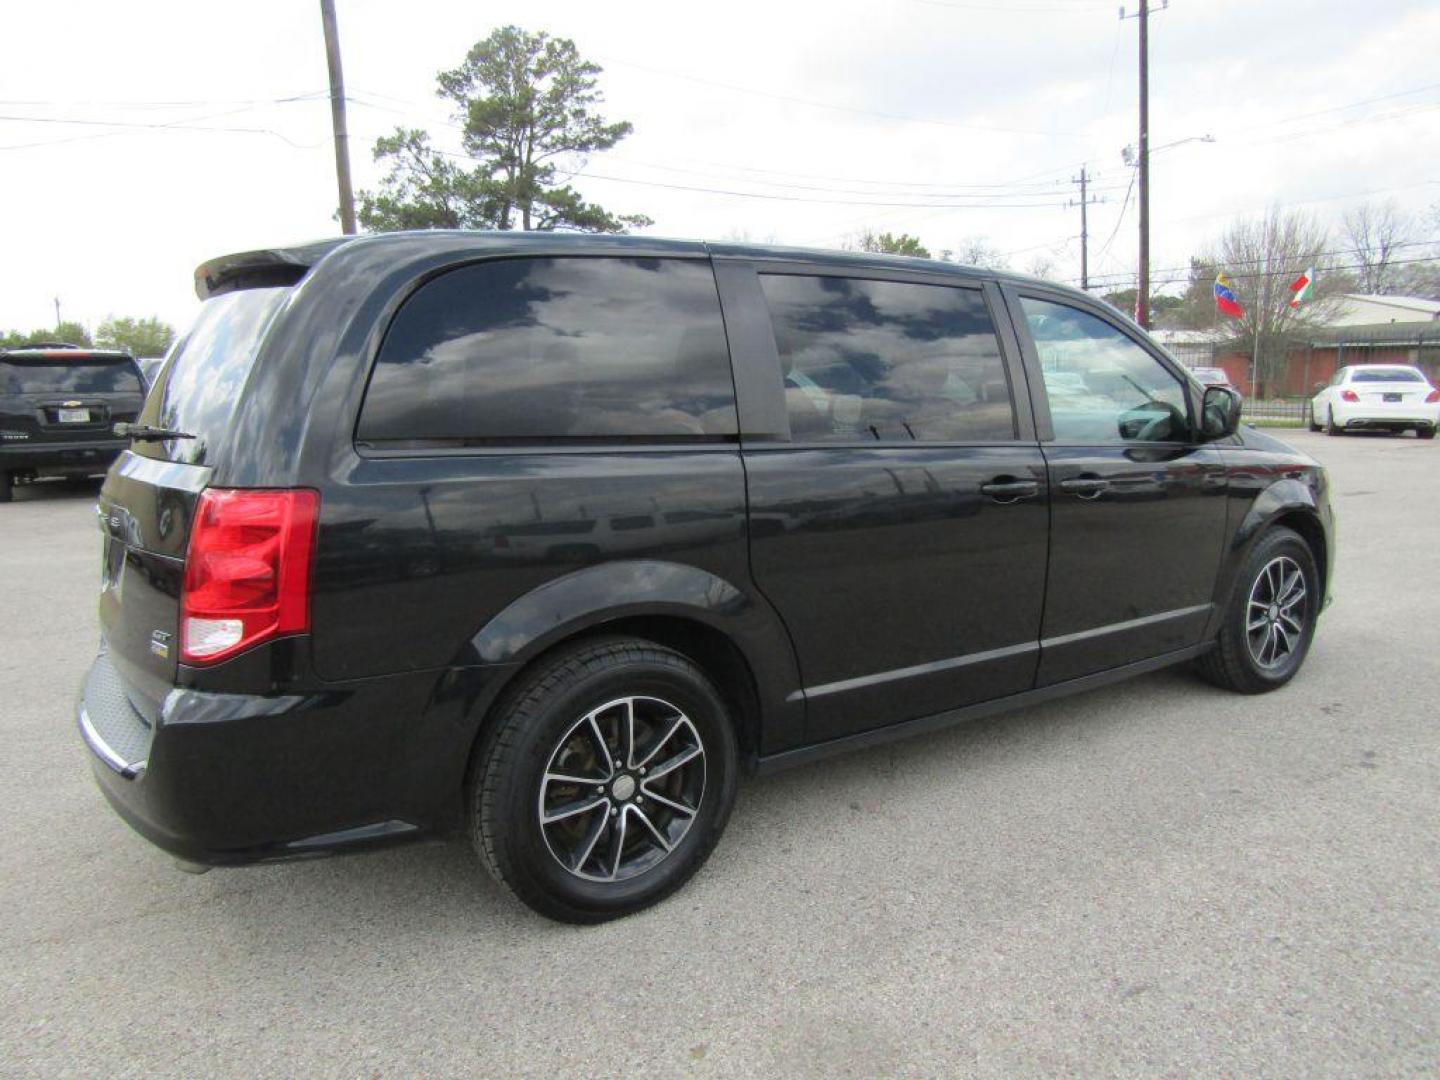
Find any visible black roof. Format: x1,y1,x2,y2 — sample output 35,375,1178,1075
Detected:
195,230,1080,301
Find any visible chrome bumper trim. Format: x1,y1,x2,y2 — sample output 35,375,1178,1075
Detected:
78,706,147,779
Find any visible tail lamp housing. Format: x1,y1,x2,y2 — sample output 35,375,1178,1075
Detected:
180,488,319,665
1426,389,1440,404
1340,389,1360,403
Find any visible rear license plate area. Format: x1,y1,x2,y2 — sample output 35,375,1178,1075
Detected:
58,407,90,423
1383,393,1402,403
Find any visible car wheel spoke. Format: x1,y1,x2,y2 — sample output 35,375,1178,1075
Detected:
646,744,702,783
537,695,706,884
541,795,608,826
639,785,697,818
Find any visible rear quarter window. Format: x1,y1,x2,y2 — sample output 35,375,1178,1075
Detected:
356,257,737,445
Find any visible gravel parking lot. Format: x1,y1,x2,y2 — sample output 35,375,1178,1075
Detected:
2,429,1436,1078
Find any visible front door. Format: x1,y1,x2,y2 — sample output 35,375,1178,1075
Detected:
721,263,1050,743
1008,289,1229,686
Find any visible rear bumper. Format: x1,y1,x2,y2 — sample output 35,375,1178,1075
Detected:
1,439,125,475
1332,402,1439,429
76,649,500,865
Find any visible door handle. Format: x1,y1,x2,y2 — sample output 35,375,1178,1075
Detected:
980,478,1040,503
1059,476,1110,499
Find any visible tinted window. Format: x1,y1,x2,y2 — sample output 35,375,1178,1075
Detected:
760,274,1015,442
1351,367,1423,383
1021,297,1188,443
358,257,736,443
137,286,290,465
0,358,142,394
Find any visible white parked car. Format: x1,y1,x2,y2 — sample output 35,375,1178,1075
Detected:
1310,364,1439,439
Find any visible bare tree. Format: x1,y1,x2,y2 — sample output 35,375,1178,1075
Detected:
1025,254,1059,281
1205,205,1340,396
1342,200,1411,294
944,236,1010,270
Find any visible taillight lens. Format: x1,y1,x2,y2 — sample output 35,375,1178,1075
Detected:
181,488,319,665
1340,389,1360,403
1426,389,1440,403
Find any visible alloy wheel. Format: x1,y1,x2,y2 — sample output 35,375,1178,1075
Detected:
1245,555,1308,670
537,696,706,882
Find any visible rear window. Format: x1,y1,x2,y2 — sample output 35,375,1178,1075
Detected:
136,287,289,464
0,357,142,395
356,257,737,445
1351,367,1423,383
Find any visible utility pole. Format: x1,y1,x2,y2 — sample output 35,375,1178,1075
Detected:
1120,2,1164,327
1070,165,1101,291
1137,0,1149,328
53,297,61,331
320,0,357,235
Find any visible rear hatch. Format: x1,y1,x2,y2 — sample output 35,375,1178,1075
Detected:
96,286,291,708
0,350,144,449
1350,367,1430,405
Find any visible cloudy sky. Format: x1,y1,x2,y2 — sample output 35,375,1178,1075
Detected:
2,0,1437,337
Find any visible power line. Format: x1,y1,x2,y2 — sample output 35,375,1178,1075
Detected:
592,55,1088,138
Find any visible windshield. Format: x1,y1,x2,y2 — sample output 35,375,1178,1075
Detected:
1352,368,1423,383
135,287,289,465
0,358,142,395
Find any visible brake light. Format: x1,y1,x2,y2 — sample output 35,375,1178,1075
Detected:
1340,389,1360,403
1427,389,1440,403
180,488,319,665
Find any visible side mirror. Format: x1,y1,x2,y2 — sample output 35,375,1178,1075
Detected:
1202,385,1243,439
1311,382,1326,394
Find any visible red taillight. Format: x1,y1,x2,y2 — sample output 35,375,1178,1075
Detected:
1427,389,1440,403
180,488,319,665
1340,389,1360,403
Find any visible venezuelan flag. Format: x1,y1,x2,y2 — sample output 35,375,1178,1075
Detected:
1214,272,1244,319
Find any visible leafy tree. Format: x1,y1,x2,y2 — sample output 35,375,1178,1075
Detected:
0,322,92,348
357,27,651,234
1101,287,1182,323
96,315,174,357
854,229,930,258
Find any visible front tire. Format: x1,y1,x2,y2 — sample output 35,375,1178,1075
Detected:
471,636,738,923
1418,427,1435,441
1197,526,1319,694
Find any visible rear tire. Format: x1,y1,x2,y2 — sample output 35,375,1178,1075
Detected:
0,471,11,503
1325,408,1343,436
1418,428,1435,441
471,636,738,923
1197,526,1319,694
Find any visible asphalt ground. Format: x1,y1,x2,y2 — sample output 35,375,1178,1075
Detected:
1,429,1436,1078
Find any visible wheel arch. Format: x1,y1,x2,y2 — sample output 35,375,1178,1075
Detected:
453,560,803,778
1206,479,1331,640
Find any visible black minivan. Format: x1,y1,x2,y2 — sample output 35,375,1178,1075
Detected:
79,232,1334,922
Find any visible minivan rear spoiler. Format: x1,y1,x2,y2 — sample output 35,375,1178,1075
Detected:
194,238,349,300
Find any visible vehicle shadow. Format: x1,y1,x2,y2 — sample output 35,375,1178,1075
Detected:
176,664,1209,938
10,477,104,503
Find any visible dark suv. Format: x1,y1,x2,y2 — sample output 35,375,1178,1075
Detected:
1,345,144,501
78,233,1334,922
